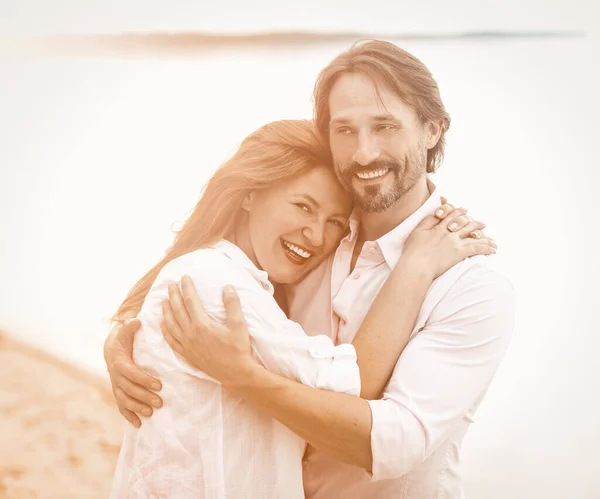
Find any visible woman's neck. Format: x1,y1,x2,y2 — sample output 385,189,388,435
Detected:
228,217,261,271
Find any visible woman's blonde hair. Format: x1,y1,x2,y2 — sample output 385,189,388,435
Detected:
112,120,331,323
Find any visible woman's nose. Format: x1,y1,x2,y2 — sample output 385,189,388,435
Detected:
302,224,325,248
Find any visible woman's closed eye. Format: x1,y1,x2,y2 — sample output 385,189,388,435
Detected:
294,203,312,214
329,219,347,229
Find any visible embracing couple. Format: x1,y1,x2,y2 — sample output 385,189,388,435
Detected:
104,40,515,498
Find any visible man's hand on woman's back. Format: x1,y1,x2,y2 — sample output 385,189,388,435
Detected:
104,319,163,427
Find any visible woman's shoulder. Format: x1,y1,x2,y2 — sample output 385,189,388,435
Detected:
157,243,255,290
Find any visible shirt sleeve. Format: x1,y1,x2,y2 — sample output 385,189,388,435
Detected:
367,266,516,481
153,249,361,396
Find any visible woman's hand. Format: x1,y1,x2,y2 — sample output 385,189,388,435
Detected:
104,319,163,427
160,277,257,387
403,204,496,280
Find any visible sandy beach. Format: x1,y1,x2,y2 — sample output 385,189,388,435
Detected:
0,332,124,499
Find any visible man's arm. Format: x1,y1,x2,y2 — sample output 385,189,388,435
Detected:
163,264,514,474
226,359,375,470
104,318,163,427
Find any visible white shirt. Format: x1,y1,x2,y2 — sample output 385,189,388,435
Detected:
288,184,516,498
110,240,361,499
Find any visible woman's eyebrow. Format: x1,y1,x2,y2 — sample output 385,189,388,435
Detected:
295,193,320,209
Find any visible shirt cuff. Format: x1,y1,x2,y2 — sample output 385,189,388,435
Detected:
367,398,408,481
314,343,361,396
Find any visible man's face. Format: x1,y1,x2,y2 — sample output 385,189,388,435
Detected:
328,72,433,213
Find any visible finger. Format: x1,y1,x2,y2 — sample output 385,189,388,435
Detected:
116,358,162,392
462,238,497,255
447,215,472,233
415,214,442,231
440,196,448,205
438,207,468,231
115,387,154,418
434,201,455,219
161,319,185,356
479,232,496,246
119,318,142,341
162,299,184,344
456,220,486,239
222,285,246,330
467,242,497,256
168,282,192,332
117,376,163,409
122,408,142,428
181,275,212,328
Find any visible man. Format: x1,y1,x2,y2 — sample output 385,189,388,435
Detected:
105,40,515,497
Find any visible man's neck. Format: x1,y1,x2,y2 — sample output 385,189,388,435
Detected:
358,176,431,242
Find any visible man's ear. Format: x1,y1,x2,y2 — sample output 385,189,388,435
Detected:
241,192,254,212
426,121,443,150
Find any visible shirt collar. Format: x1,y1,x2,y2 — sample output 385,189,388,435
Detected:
347,179,442,269
210,239,275,295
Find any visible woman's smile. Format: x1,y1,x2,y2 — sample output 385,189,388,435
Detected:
280,238,315,266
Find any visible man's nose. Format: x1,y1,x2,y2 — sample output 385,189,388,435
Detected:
352,132,380,166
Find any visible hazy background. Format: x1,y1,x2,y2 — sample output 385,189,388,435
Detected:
1,1,599,497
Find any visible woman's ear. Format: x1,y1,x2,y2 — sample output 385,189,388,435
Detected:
241,192,254,212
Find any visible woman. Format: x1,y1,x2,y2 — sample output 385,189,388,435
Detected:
109,120,494,498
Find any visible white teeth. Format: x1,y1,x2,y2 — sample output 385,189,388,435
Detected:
283,240,312,259
356,168,389,180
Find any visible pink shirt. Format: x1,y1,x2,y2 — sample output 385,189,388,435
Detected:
287,185,516,498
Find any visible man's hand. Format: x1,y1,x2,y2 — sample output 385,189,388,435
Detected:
160,276,258,386
104,318,163,427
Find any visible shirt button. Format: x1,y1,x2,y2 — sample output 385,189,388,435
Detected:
353,272,360,280
340,318,347,326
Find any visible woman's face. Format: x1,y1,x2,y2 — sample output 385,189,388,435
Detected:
243,167,353,284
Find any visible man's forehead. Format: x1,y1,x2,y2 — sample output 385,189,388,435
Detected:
329,72,409,122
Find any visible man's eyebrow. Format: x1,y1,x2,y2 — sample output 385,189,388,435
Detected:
330,114,400,124
330,117,351,125
373,114,399,122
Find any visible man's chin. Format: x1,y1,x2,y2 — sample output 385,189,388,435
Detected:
353,191,401,214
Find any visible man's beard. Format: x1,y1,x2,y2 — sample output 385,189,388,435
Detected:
336,149,427,214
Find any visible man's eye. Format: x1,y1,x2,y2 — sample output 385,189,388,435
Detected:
376,124,396,132
336,127,354,135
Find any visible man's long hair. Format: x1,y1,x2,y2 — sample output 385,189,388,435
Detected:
313,39,451,173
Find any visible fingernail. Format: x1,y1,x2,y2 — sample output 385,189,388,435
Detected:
142,408,152,417
134,421,141,428
152,382,162,391
436,209,444,217
224,284,235,294
448,222,458,231
472,231,481,238
151,397,162,408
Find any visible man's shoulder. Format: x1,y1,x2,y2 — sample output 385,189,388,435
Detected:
456,255,514,296
426,255,516,330
438,255,514,298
